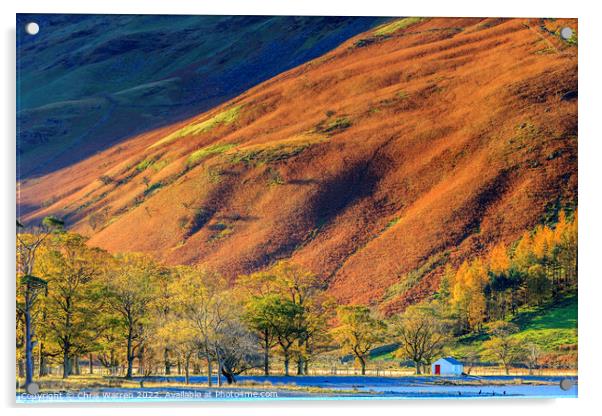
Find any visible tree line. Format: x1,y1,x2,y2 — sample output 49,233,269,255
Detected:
439,210,577,332
16,224,339,385
16,210,577,386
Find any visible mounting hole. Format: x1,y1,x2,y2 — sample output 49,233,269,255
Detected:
560,27,573,40
25,382,40,394
25,22,39,36
559,378,574,391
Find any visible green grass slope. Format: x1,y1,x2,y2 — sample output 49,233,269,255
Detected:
370,293,577,363
510,294,577,350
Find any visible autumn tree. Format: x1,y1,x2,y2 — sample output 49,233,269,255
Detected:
37,233,108,378
489,242,510,274
238,271,279,375
239,261,331,376
16,216,64,386
104,253,158,379
265,295,304,376
333,305,385,375
157,319,199,384
243,294,279,375
270,261,331,375
169,266,226,386
450,260,488,332
148,265,175,375
296,293,334,374
391,303,450,374
553,210,578,290
96,319,124,375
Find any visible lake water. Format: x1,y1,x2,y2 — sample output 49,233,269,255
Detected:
16,375,577,403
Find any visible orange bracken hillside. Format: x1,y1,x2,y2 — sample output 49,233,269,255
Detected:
20,18,577,313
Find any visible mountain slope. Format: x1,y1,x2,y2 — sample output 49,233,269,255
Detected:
17,14,383,180
21,17,578,310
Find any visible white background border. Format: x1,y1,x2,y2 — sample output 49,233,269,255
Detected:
2,1,600,415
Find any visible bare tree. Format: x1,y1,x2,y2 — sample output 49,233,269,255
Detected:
460,347,480,375
392,304,450,374
170,266,226,386
525,343,542,375
214,317,262,384
482,321,522,375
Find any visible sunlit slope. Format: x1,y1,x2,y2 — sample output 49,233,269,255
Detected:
17,14,383,179
22,18,577,310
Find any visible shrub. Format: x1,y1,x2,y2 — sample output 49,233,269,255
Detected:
136,158,155,172
267,167,285,186
230,143,310,166
187,143,237,166
177,216,190,229
373,17,425,37
208,221,233,241
99,175,114,185
317,117,351,134
353,38,378,48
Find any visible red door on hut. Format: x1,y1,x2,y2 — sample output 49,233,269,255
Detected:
434,364,441,375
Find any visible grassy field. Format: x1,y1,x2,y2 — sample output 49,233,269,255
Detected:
453,294,577,355
369,293,577,366
15,374,366,396
509,293,577,350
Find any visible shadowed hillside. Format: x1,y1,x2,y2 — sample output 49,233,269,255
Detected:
17,14,383,179
20,17,577,311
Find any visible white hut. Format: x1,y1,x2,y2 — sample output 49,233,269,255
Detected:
432,357,464,376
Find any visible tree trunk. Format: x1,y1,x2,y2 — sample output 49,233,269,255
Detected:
18,360,25,378
206,353,213,387
185,355,190,384
216,348,222,387
296,338,304,375
73,355,80,375
110,350,116,376
38,342,48,377
263,331,270,376
222,368,235,384
126,324,134,379
62,346,71,379
164,348,171,375
414,360,421,375
126,355,134,379
24,291,34,386
304,339,310,375
89,353,94,374
283,350,290,376
137,346,145,375
359,356,366,375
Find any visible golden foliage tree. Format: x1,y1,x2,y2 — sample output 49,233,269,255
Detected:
332,305,385,375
